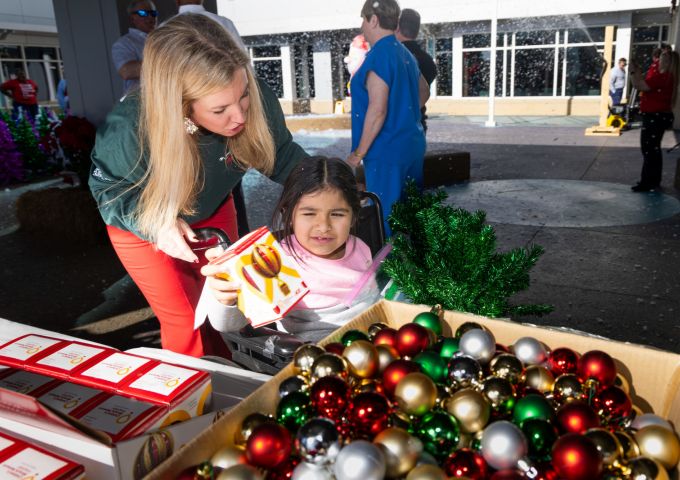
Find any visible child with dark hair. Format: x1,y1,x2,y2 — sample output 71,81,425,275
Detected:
201,157,380,342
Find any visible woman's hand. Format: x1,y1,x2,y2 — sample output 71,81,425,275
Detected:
155,218,199,263
346,151,363,168
201,247,241,306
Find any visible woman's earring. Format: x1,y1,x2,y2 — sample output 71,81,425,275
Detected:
184,117,198,135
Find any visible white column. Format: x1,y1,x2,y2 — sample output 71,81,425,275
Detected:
452,33,463,98
485,1,498,127
280,45,294,101
313,49,332,101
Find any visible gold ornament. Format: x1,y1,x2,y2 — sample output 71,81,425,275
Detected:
614,430,640,460
234,413,272,447
435,384,450,410
634,425,680,469
394,372,438,417
405,464,449,480
584,428,623,466
311,353,349,381
216,464,264,480
352,378,385,396
489,353,524,384
444,388,491,433
373,427,423,477
376,345,400,373
368,322,390,339
210,446,246,470
482,376,515,412
552,374,584,404
343,340,379,379
614,373,630,394
625,457,670,480
293,344,325,376
523,365,555,393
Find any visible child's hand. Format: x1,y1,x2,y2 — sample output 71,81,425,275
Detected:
201,247,241,306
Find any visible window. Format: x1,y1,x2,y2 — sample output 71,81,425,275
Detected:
514,48,555,96
435,38,452,96
564,46,601,96
0,43,63,107
515,30,557,46
631,25,671,73
251,45,283,98
463,51,490,97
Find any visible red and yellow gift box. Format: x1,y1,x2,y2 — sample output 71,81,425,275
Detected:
0,431,84,479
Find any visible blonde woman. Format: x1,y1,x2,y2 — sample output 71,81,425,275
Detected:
90,14,306,357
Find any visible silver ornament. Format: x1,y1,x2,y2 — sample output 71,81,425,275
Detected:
447,355,482,389
512,337,548,365
292,462,333,480
333,440,386,480
631,413,674,432
296,418,341,466
480,420,528,470
459,329,496,365
279,375,308,398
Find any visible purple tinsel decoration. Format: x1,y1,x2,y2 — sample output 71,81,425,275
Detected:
0,117,24,185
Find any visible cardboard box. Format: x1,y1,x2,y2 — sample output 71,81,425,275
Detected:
26,342,115,380
0,432,84,480
72,351,159,392
146,299,680,479
0,369,62,397
0,335,66,368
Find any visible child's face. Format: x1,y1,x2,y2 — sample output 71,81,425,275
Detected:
292,187,353,260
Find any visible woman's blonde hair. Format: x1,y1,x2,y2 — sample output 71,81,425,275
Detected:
135,13,275,239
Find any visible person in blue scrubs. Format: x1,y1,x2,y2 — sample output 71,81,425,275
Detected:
346,0,428,235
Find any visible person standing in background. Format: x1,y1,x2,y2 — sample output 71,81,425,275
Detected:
176,0,246,52
1,70,39,119
396,8,437,132
609,57,627,106
111,0,157,94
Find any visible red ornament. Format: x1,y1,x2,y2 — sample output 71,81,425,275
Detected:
373,327,398,348
548,348,579,376
551,433,603,480
532,463,558,480
382,359,421,397
443,448,488,480
592,385,632,420
346,391,390,439
556,401,600,434
490,471,524,480
265,457,299,480
324,342,345,356
246,423,292,469
395,323,431,357
310,375,350,421
577,350,617,387
495,343,510,353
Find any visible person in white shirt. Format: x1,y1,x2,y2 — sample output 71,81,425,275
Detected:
176,0,246,52
112,0,157,94
609,57,627,106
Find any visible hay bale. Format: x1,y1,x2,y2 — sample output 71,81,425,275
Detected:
16,187,107,247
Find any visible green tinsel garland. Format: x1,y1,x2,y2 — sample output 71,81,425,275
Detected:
382,182,553,318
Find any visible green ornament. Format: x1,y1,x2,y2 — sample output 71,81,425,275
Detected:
521,418,558,460
415,410,460,460
276,391,310,431
413,350,448,384
413,311,442,336
341,329,369,346
432,337,460,360
511,394,554,427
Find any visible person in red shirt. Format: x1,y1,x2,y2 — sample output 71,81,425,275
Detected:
629,48,678,192
0,70,39,120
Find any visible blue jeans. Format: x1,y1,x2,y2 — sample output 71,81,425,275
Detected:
610,88,623,106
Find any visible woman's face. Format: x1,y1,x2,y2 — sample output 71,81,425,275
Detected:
190,67,250,137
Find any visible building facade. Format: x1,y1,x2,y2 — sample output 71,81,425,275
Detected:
218,0,675,115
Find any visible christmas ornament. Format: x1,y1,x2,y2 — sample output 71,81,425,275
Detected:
631,413,674,432
178,461,214,480
512,394,554,427
459,329,496,365
333,440,386,480
276,391,310,431
310,375,349,420
577,350,617,387
416,410,461,460
293,345,325,376
625,457,670,480
443,448,488,479
490,471,524,480
614,372,630,394
479,420,528,470
236,413,275,447
444,388,490,433
521,418,557,460
432,337,460,360
252,243,289,295
583,428,622,466
279,376,308,398
547,348,579,376
405,464,448,480
413,310,443,336
531,462,558,480
634,425,680,469
512,337,548,366
447,355,482,389
555,400,600,433
216,464,263,480
372,328,398,348
395,372,438,417
522,366,554,394
343,340,379,379
395,323,431,357
210,446,246,470
489,354,523,384
382,359,421,397
455,322,484,338
367,322,389,339
614,430,640,460
592,385,632,421
482,376,516,416
373,427,423,477
291,462,332,480
311,353,348,381
246,423,292,469
341,329,369,346
346,392,390,439
551,374,584,404
324,342,344,356
551,433,603,480
376,345,399,373
266,457,299,480
352,378,385,396
296,417,341,466
413,350,448,384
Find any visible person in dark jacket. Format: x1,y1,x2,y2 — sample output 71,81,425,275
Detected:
90,14,307,357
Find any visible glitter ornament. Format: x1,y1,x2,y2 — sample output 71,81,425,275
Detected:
443,448,488,479
276,391,311,431
309,375,349,420
346,391,390,439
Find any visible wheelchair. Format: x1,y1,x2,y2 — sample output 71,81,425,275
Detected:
195,190,386,375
